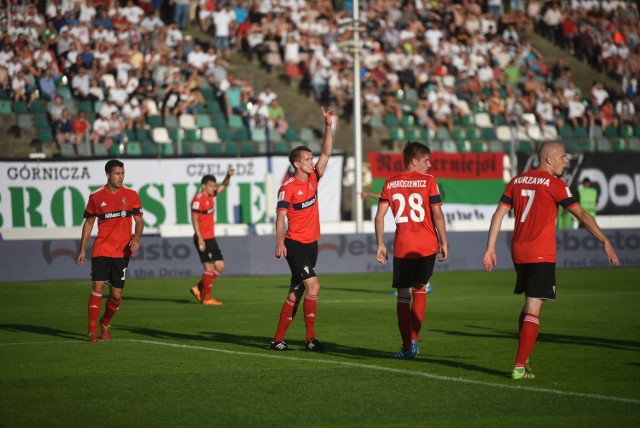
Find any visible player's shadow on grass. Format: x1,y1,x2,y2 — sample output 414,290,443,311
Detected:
123,296,193,305
432,326,640,352
329,287,389,295
0,324,85,340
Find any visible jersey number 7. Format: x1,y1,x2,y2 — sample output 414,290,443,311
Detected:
520,189,535,223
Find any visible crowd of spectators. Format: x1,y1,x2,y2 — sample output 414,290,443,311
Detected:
0,0,637,157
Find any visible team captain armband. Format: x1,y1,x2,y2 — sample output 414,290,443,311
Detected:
500,194,513,206
132,207,143,215
559,195,578,208
277,201,290,210
429,194,442,205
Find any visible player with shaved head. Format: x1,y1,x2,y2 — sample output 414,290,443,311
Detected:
483,142,620,379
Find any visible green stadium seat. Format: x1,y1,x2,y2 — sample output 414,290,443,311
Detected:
441,140,457,153
34,114,50,129
109,143,125,156
212,115,227,128
574,126,588,138
124,129,136,141
457,140,473,152
491,114,506,126
610,138,627,152
147,115,163,128
18,114,34,129
206,101,223,114
466,128,482,140
0,100,12,114
384,114,399,127
78,101,94,114
422,128,436,141
472,141,489,152
208,142,223,156
59,143,77,158
158,141,175,156
224,142,239,156
482,127,497,140
460,115,474,127
93,143,109,157
217,127,233,142
283,128,298,142
189,142,207,155
451,128,466,141
405,127,421,141
604,125,619,138
273,142,289,154
164,114,179,129
29,100,47,114
390,127,405,142
228,114,244,129
619,125,633,138
38,127,55,143
558,126,574,139
240,141,257,156
13,101,28,114
233,127,250,141
126,141,142,156
184,129,202,142
196,114,212,128
137,129,151,142
201,88,215,101
628,137,640,151
436,127,451,140
400,115,415,127
142,142,158,156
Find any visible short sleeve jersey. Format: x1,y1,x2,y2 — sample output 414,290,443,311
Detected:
84,185,143,258
500,169,578,263
379,171,442,259
191,190,217,240
276,168,322,244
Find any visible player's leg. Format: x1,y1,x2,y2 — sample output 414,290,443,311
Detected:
88,280,106,342
99,258,128,340
201,239,224,305
271,285,304,350
392,257,415,358
302,276,324,351
409,254,436,353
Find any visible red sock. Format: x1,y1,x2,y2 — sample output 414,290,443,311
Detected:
411,288,427,341
201,270,219,300
88,291,102,334
273,298,296,342
515,313,540,367
397,297,412,350
303,293,318,341
101,297,120,326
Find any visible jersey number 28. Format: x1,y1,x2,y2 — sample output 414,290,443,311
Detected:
392,193,426,223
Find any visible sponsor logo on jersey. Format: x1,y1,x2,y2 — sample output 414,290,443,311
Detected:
298,190,303,195
278,191,285,201
101,202,107,207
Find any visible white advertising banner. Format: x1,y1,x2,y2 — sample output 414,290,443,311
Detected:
0,156,344,234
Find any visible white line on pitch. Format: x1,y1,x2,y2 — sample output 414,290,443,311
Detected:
2,338,638,405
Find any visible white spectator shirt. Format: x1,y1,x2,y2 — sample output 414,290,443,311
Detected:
424,28,443,52
72,73,92,95
536,99,554,122
93,117,110,136
116,61,133,85
187,49,209,69
0,49,14,66
212,9,236,37
99,102,120,119
92,28,117,44
166,27,184,48
121,5,145,25
567,99,586,119
109,86,129,106
125,77,139,95
592,87,609,106
33,49,53,70
94,49,111,68
122,103,142,119
477,65,494,84
79,4,97,23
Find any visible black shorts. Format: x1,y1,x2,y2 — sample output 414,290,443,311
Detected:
194,237,223,264
514,262,556,300
284,238,318,287
392,253,437,289
91,257,130,289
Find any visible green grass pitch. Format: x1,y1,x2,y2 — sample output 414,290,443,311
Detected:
1,268,639,427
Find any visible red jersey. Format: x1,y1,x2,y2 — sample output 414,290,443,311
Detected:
379,171,442,259
276,168,322,244
84,185,143,258
500,169,578,263
191,190,217,239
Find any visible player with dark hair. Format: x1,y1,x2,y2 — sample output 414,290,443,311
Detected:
483,142,620,379
77,159,144,342
189,167,235,305
375,141,448,359
270,107,335,352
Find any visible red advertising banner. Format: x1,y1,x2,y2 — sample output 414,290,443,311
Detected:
368,152,503,179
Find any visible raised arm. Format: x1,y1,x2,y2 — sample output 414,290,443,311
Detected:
482,203,510,272
315,106,335,176
215,166,235,195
